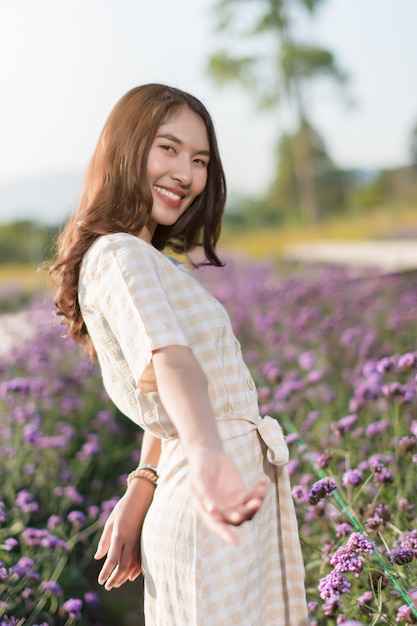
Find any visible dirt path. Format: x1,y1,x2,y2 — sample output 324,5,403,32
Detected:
284,239,417,272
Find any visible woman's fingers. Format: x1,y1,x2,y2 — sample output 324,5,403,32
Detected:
225,475,269,524
196,500,239,545
94,519,114,560
195,475,270,543
97,533,141,590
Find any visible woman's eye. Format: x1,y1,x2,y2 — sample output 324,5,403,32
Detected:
161,145,174,152
194,158,208,167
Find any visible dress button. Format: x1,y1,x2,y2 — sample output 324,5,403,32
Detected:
246,378,255,391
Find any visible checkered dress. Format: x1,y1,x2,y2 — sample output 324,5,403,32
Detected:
79,233,308,625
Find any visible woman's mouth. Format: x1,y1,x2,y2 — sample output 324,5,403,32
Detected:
154,185,184,202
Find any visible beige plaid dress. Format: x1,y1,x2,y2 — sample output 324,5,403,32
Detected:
79,233,308,626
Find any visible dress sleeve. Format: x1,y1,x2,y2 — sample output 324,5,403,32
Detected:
90,235,190,384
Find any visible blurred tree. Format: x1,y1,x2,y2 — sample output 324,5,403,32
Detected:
207,0,347,223
0,221,58,265
265,121,346,223
410,119,417,167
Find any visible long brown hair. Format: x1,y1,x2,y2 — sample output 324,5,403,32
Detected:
50,84,227,356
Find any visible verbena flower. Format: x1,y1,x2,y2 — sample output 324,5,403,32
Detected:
390,547,416,565
308,477,337,505
62,598,83,620
15,489,39,513
67,510,86,525
332,414,357,436
40,581,63,596
329,545,365,576
84,591,100,607
318,571,351,600
396,604,417,624
342,469,363,487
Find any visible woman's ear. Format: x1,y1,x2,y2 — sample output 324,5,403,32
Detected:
101,125,110,149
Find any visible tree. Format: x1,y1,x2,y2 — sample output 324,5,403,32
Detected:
410,119,417,167
207,0,347,223
265,121,346,223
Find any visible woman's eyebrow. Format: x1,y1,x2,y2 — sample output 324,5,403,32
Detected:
156,133,210,157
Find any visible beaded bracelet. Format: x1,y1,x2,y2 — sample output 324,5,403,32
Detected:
127,464,158,487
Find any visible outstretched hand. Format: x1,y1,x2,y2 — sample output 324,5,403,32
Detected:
188,449,269,545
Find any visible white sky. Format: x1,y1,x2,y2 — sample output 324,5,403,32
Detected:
1,0,417,201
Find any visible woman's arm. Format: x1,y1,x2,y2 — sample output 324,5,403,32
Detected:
152,345,267,545
95,431,161,590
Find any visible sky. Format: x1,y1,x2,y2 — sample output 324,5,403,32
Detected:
1,0,417,222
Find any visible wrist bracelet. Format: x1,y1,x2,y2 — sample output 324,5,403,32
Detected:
127,464,158,488
136,464,158,474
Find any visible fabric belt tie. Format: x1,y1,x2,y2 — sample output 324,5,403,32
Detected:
256,415,289,467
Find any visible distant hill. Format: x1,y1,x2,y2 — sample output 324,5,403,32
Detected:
0,171,84,225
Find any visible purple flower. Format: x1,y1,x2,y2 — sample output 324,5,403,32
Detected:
0,564,9,583
63,598,83,620
67,510,86,525
373,466,394,485
382,382,406,398
332,414,357,436
400,530,417,552
10,556,36,576
54,485,84,504
366,503,391,529
346,532,375,553
0,501,5,523
396,604,417,624
335,523,353,538
298,351,316,370
15,490,39,514
285,433,299,445
291,485,308,504
366,419,390,437
22,527,67,550
329,545,364,576
398,436,417,455
40,580,63,596
358,591,373,605
0,616,20,626
88,505,100,520
376,356,395,373
47,515,63,530
287,459,299,475
390,547,415,565
366,512,385,529
342,469,363,487
315,450,333,469
308,477,337,505
4,538,18,551
84,591,100,607
76,434,101,460
318,571,351,600
398,352,417,370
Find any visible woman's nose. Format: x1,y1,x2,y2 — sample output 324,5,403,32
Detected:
171,157,192,186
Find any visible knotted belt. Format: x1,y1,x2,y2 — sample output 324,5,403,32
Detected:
216,414,289,467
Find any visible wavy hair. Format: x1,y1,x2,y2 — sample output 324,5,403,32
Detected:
49,84,227,357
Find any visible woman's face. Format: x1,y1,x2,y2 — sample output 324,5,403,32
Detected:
140,106,210,242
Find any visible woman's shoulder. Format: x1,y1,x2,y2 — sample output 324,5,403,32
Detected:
85,232,158,266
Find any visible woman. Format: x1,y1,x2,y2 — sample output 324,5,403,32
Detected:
51,84,307,625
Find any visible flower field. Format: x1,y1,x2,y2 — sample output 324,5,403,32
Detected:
1,258,417,624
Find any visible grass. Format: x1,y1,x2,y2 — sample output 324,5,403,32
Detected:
0,264,48,292
1,205,417,292
219,204,417,258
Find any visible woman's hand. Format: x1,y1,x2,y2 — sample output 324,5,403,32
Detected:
94,478,155,590
188,448,269,546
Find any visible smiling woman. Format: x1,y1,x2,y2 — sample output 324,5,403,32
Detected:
143,107,210,239
49,83,308,625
